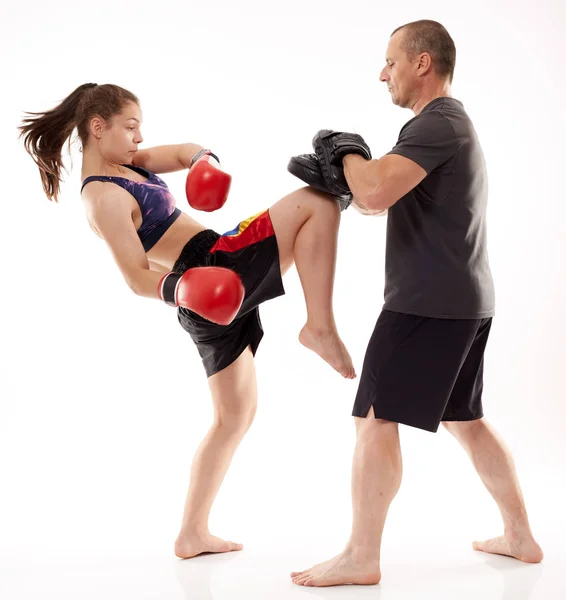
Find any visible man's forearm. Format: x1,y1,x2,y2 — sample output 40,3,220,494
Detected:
343,154,383,210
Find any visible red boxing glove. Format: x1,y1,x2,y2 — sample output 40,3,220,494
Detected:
185,150,232,212
158,267,245,326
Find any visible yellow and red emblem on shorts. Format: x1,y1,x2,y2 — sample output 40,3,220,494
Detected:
210,210,275,254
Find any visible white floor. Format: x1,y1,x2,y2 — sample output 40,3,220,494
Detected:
1,534,564,600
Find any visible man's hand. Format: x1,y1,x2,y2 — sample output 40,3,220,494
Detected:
352,198,388,216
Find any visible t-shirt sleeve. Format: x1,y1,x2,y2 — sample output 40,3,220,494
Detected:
386,111,458,174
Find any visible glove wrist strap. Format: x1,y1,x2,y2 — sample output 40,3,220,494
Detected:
159,272,183,307
189,149,220,168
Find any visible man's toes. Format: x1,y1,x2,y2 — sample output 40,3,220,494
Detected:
296,569,311,578
294,572,312,585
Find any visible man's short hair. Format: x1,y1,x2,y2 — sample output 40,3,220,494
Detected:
392,20,456,82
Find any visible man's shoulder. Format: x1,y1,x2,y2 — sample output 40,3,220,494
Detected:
399,106,455,139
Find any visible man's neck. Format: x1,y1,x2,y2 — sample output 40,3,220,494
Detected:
411,84,452,115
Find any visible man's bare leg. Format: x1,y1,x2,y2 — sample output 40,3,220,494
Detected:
443,418,543,563
291,407,402,587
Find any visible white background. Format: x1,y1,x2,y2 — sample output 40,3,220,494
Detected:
1,0,565,598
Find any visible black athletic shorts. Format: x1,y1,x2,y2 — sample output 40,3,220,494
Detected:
352,310,493,432
173,209,285,377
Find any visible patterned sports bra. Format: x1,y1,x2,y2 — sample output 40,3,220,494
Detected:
81,164,181,252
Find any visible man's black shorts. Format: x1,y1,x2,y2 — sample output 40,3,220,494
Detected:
352,310,492,432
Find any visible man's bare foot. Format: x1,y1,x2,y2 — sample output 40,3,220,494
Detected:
299,324,356,379
473,532,543,563
290,551,381,587
174,532,243,560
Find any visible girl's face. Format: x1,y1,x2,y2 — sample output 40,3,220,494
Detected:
94,101,144,164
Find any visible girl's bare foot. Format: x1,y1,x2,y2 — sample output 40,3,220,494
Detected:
174,532,243,560
299,324,356,379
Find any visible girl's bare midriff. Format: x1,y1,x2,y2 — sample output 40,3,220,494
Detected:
144,211,208,270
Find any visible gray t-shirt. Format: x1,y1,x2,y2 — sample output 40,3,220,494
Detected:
384,97,495,319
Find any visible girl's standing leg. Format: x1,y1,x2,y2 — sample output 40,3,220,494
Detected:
175,186,353,559
174,345,257,559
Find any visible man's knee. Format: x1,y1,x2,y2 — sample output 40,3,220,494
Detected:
442,418,485,437
355,405,398,435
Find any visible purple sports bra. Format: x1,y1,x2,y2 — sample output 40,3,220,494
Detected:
81,164,181,251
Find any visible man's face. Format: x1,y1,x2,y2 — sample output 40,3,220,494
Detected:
380,31,418,109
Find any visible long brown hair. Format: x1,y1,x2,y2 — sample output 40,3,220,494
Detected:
18,83,139,202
